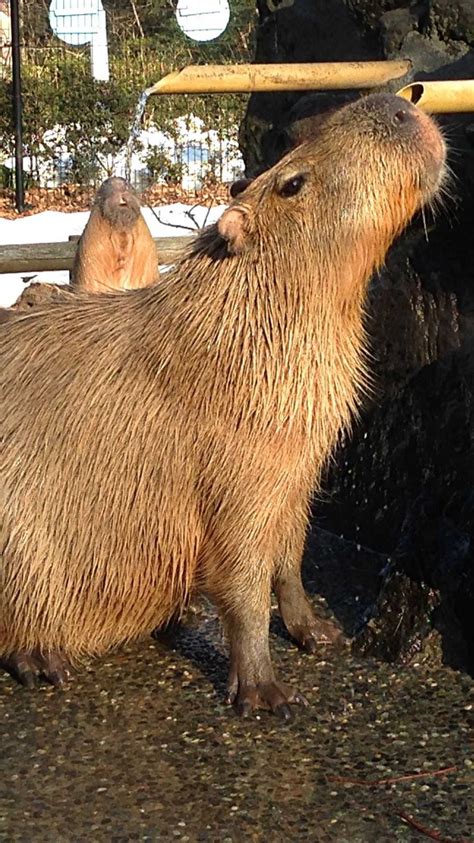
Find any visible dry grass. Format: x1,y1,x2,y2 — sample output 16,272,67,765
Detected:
0,181,232,220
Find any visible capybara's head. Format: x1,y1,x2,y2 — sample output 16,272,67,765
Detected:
96,176,142,228
219,94,446,279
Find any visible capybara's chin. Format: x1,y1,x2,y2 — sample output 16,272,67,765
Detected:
103,198,141,230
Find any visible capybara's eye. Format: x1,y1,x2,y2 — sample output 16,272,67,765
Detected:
278,174,306,198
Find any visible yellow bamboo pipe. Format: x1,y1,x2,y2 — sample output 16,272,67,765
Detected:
397,80,474,112
146,61,411,96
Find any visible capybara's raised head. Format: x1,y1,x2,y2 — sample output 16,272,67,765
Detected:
96,176,142,229
219,93,446,282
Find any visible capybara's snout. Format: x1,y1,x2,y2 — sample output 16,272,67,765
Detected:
360,93,421,132
360,93,434,140
356,93,446,186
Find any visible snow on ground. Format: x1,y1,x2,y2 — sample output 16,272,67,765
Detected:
0,203,227,308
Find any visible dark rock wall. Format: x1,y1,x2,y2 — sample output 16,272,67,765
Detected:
242,1,474,667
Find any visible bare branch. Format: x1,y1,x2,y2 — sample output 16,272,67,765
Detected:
129,0,145,39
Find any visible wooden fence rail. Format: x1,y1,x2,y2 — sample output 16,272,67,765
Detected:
0,235,194,275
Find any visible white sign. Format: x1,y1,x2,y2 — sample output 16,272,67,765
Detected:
176,0,230,42
49,0,109,81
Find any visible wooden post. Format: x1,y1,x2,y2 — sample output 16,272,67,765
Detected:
0,236,194,275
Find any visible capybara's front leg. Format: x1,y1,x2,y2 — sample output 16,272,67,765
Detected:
274,522,342,653
1,649,72,689
214,566,308,719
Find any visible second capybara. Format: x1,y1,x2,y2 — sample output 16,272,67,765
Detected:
0,95,446,717
5,282,75,316
71,176,159,293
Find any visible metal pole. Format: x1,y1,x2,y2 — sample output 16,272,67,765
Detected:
10,0,24,213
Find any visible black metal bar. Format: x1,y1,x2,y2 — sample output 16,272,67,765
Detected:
10,0,24,213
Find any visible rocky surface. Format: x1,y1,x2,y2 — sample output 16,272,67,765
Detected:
241,1,474,671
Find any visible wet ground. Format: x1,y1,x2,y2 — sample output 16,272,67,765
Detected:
0,528,472,842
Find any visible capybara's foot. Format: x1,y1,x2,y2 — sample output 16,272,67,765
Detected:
225,675,308,720
218,570,309,720
275,570,343,653
286,611,343,654
2,650,72,688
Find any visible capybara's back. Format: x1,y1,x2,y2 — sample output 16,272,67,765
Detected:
71,177,158,293
0,95,446,716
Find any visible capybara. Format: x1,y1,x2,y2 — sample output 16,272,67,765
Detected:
71,176,158,293
0,95,446,717
5,281,75,316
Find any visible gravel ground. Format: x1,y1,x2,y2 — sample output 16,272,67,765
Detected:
0,528,472,842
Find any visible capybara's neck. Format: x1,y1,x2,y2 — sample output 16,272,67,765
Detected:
139,224,370,454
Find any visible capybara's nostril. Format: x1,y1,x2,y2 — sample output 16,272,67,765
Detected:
390,102,419,129
363,93,424,133
394,108,410,124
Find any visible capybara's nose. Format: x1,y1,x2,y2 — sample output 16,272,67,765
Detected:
365,93,424,134
387,97,419,128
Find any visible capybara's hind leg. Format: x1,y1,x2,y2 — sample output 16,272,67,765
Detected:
274,566,342,652
2,650,72,689
209,563,308,719
274,523,342,653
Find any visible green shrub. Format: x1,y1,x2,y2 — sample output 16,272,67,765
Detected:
0,1,255,185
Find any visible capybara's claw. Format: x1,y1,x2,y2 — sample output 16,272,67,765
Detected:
293,691,310,707
229,680,308,718
275,573,344,654
300,634,319,654
302,619,345,652
48,668,70,688
2,653,41,688
275,703,293,721
2,650,71,689
290,615,344,654
236,700,253,718
18,668,41,689
40,653,71,688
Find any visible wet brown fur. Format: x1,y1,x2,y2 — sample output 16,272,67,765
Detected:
0,96,446,703
71,176,158,293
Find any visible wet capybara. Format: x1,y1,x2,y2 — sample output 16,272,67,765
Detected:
71,176,158,293
0,95,446,717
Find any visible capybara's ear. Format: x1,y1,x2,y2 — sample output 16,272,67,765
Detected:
229,178,253,198
217,207,251,255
